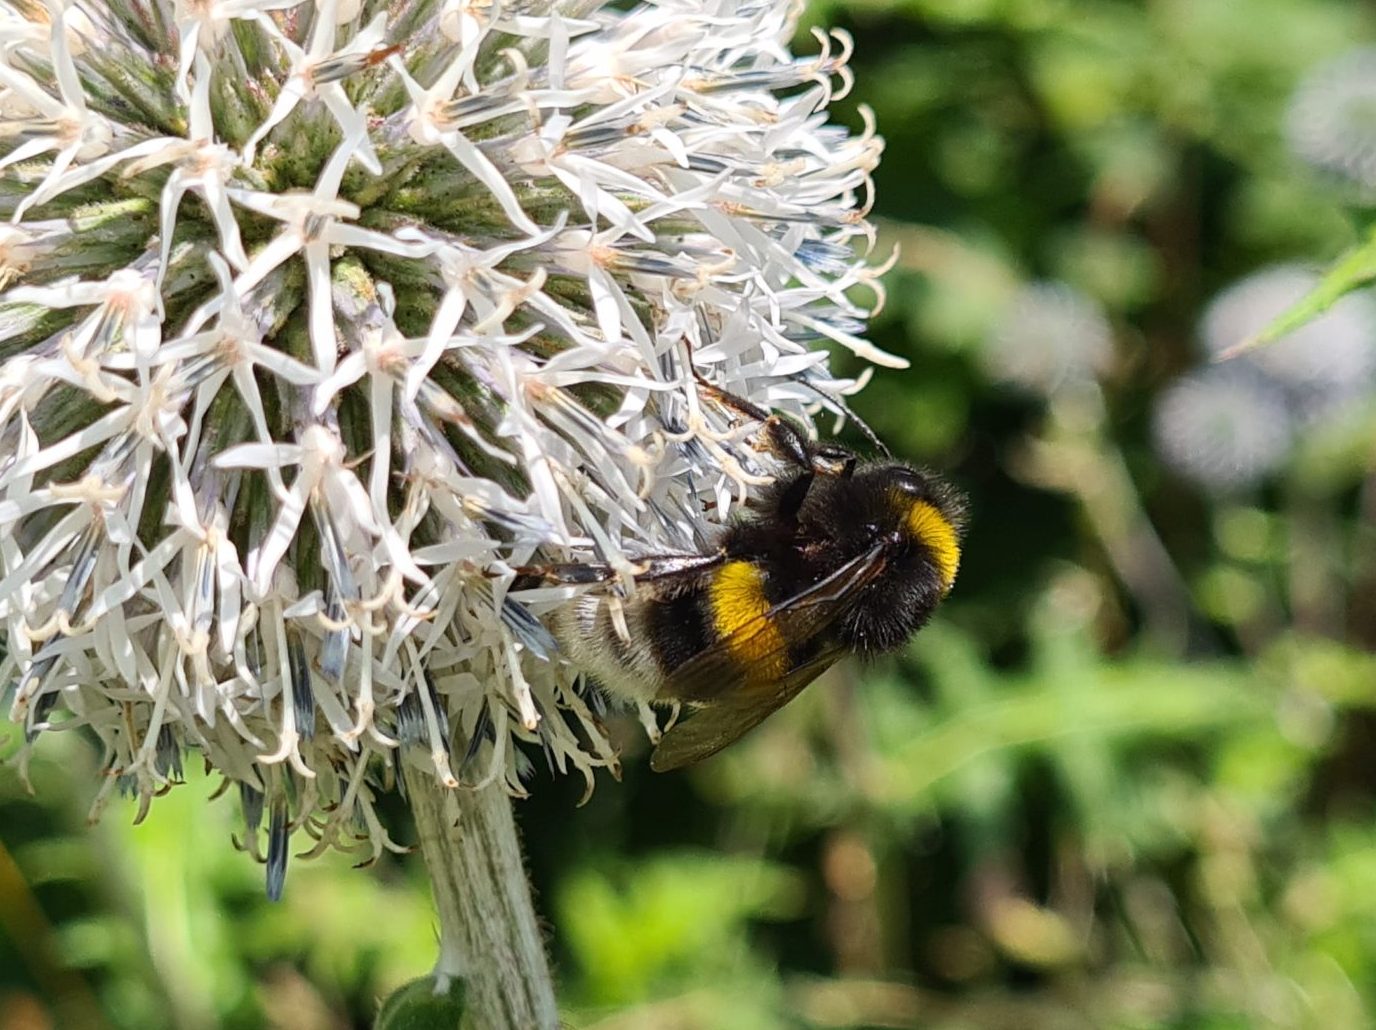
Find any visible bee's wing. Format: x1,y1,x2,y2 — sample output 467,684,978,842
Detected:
656,540,890,705
647,541,891,771
649,643,847,771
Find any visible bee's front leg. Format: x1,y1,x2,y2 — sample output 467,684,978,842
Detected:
756,417,858,522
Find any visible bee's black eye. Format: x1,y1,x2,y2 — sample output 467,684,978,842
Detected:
886,467,927,496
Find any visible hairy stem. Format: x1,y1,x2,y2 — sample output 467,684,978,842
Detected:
402,764,559,1030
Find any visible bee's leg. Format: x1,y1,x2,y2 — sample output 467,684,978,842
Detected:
757,418,858,524
506,552,725,590
680,337,855,514
633,551,727,581
680,335,772,421
759,418,856,478
506,563,618,590
771,469,816,523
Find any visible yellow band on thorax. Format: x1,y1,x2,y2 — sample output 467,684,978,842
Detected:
906,499,961,591
708,560,790,681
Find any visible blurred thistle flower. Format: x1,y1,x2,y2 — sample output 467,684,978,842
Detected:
1201,264,1376,424
982,281,1113,395
0,0,887,888
1152,367,1294,493
1286,47,1376,195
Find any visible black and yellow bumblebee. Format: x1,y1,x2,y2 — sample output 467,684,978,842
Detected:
518,385,966,771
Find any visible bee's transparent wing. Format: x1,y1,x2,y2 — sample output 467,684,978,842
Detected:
649,643,847,771
655,541,889,705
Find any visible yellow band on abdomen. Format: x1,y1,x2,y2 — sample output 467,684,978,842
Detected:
906,499,961,591
708,560,790,681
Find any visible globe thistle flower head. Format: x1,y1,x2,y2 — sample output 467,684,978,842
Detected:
1201,264,1376,425
0,0,889,880
1152,366,1294,493
982,281,1113,396
1286,48,1376,196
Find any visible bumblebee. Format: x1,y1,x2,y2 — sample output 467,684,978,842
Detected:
520,389,966,771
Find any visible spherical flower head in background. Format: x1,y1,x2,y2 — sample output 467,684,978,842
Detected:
0,0,889,890
1152,366,1294,493
982,281,1113,396
1200,264,1376,425
1286,47,1376,196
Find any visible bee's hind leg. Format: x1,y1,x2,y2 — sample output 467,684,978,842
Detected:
506,551,726,591
632,551,727,581
506,563,618,590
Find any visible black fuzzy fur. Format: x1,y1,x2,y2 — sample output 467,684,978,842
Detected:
719,462,967,657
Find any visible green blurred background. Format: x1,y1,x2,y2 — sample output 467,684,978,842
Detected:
8,0,1376,1026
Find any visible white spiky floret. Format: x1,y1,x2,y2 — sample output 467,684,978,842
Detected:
1152,366,1295,493
983,281,1113,395
1286,47,1376,195
0,0,890,887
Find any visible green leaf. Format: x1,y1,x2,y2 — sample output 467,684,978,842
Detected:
1227,227,1376,357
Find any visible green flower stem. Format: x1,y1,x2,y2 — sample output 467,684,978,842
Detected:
401,764,558,1030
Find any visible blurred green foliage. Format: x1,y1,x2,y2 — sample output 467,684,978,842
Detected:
7,0,1376,1028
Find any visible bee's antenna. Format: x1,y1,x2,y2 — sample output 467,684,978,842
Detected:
800,378,891,458
679,334,892,460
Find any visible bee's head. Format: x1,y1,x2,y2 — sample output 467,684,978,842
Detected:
816,462,967,658
874,464,967,595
